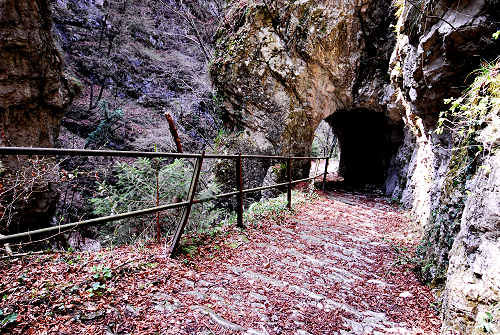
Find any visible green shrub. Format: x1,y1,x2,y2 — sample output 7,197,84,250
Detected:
437,58,499,150
90,157,222,245
244,190,318,226
86,101,124,148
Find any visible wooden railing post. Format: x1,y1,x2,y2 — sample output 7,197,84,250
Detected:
322,157,329,192
236,153,244,228
287,156,292,210
165,113,183,153
169,151,205,257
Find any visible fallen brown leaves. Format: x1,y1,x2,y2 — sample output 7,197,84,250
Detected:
0,189,440,335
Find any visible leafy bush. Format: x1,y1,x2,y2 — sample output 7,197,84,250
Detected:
91,157,222,245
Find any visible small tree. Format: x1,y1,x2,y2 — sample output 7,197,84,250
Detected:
85,101,124,149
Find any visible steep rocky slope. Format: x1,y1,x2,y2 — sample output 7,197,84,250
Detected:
210,0,499,333
52,0,223,152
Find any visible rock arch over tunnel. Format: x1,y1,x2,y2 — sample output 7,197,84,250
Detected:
324,110,403,186
210,0,402,193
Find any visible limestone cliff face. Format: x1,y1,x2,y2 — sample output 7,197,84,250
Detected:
387,0,499,332
0,0,77,233
443,149,500,334
210,0,401,181
0,0,77,149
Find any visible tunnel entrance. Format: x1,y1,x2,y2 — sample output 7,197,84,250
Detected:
324,110,403,187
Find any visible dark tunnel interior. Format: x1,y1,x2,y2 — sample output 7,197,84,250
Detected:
325,110,403,187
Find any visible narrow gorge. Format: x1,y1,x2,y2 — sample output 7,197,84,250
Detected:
0,0,499,334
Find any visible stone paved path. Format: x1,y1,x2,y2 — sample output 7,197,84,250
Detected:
0,190,440,335
158,191,440,334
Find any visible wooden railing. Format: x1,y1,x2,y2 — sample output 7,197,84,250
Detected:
0,147,329,257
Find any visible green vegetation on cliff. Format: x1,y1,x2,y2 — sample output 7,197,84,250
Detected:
419,57,500,284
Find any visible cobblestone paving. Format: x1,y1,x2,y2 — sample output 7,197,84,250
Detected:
156,191,439,334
